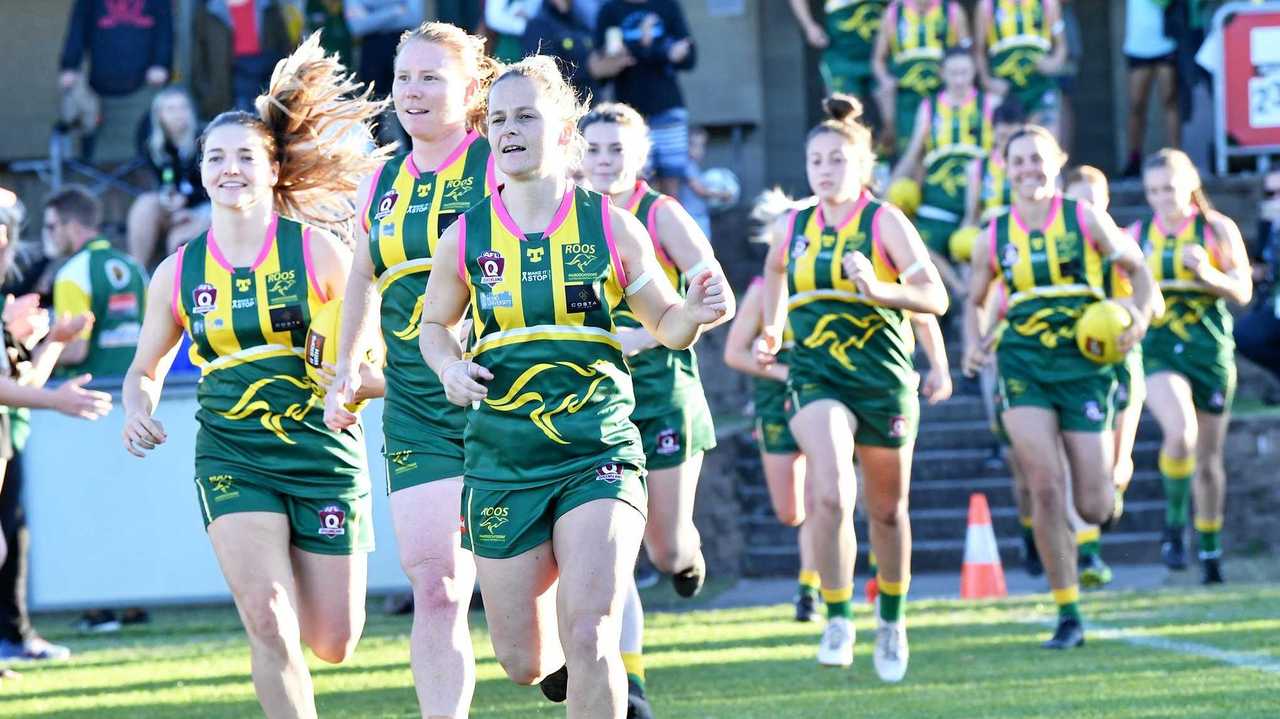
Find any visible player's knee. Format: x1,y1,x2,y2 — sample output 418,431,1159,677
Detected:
563,611,613,666
308,626,360,664
1077,493,1112,526
494,646,545,686
775,505,804,527
403,555,465,615
867,497,908,528
1029,475,1065,513
237,587,292,651
813,481,855,518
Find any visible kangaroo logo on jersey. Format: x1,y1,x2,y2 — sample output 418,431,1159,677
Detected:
802,312,889,372
317,505,347,537
219,374,318,443
486,359,623,444
478,250,505,285
192,283,218,315
563,243,603,283
375,189,399,222
266,270,298,305
478,506,509,535
441,178,477,210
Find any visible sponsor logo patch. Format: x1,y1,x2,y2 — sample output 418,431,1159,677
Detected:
374,189,399,221
478,250,505,285
192,283,217,314
318,505,347,537
596,463,624,484
656,428,681,455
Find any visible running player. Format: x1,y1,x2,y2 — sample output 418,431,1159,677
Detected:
974,0,1068,138
1136,149,1251,584
1062,165,1120,588
894,47,997,296
417,56,728,718
322,23,496,718
724,189,821,623
789,0,889,105
578,101,735,716
121,37,388,717
758,95,951,681
872,0,970,157
963,126,1161,649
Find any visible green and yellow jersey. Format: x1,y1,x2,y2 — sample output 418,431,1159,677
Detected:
983,0,1055,109
362,131,494,449
978,154,1011,223
990,196,1107,373
458,185,644,488
173,215,366,497
821,0,889,91
920,89,996,218
612,181,704,420
53,238,147,378
784,193,915,395
885,0,964,98
1138,213,1234,354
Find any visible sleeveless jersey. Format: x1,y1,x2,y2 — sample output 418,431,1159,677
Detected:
173,216,366,496
53,238,147,378
985,0,1053,96
785,193,915,395
363,132,494,447
1138,213,1234,352
887,0,962,97
825,0,888,68
921,90,996,215
991,196,1106,367
979,155,1011,223
459,185,644,488
612,181,703,419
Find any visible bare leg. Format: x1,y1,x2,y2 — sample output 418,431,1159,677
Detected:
474,543,564,686
790,400,859,604
643,455,704,575
126,192,165,267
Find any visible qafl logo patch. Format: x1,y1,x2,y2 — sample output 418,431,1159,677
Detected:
478,250,505,285
374,189,399,222
317,505,347,537
192,283,218,315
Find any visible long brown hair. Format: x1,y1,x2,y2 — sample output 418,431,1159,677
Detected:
397,22,501,131
1144,148,1214,216
200,33,392,233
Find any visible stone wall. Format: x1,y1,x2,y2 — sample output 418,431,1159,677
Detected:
1224,415,1280,555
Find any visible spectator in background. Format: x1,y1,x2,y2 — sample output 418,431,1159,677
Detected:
571,0,603,29
127,88,210,269
45,187,147,379
307,0,355,68
592,0,697,198
1236,171,1280,386
0,197,113,668
193,0,294,118
58,0,174,163
1056,0,1082,153
678,126,733,242
1121,0,1179,176
523,0,608,101
346,0,428,98
488,0,543,62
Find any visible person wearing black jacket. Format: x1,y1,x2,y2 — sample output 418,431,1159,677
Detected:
1236,172,1280,386
592,0,697,196
58,0,173,162
522,0,621,102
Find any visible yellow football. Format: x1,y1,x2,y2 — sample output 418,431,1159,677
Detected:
305,298,372,412
1075,300,1132,365
948,226,981,263
886,178,922,216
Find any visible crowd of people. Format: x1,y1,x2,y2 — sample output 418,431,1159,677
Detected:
0,1,1278,717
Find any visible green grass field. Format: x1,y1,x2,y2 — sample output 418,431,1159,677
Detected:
4,580,1279,718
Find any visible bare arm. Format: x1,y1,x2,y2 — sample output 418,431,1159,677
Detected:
847,206,949,315
963,224,999,376
418,221,489,407
723,281,787,382
892,100,931,182
56,338,89,366
759,213,792,353
788,0,829,48
1189,213,1253,305
872,13,894,86
121,255,184,456
911,313,952,404
962,157,982,228
1039,0,1069,74
328,176,386,416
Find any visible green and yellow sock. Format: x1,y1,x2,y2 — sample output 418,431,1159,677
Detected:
622,652,645,692
1076,527,1101,560
1159,451,1195,529
1052,585,1081,622
1020,515,1035,545
877,575,909,623
822,586,853,620
798,569,821,599
1195,518,1223,559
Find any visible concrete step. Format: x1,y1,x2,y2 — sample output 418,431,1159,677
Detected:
742,530,1163,576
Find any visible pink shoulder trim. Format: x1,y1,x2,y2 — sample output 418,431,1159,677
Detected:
302,226,328,304
456,214,469,282
170,244,186,327
360,164,386,234
602,198,628,288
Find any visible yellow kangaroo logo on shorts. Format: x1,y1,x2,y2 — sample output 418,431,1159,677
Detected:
219,375,319,444
899,63,940,96
1012,305,1082,348
802,312,888,372
394,295,425,342
485,360,623,444
925,158,970,199
1153,295,1210,342
835,3,883,42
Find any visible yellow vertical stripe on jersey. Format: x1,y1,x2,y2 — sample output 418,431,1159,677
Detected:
489,206,526,331
253,240,287,345
202,248,242,357
381,165,418,270
792,213,821,293
1008,220,1035,292
1044,210,1066,286
828,223,857,293
995,0,1019,44
549,205,587,328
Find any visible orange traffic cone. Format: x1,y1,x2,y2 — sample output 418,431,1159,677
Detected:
960,492,1008,599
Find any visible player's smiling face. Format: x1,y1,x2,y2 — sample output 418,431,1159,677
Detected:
487,75,569,180
583,121,645,195
200,124,277,211
1006,133,1061,202
1142,165,1193,221
805,131,862,203
393,40,474,142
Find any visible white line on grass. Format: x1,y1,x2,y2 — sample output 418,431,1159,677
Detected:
1090,626,1280,675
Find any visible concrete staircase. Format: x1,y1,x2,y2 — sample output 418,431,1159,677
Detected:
734,366,1168,578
